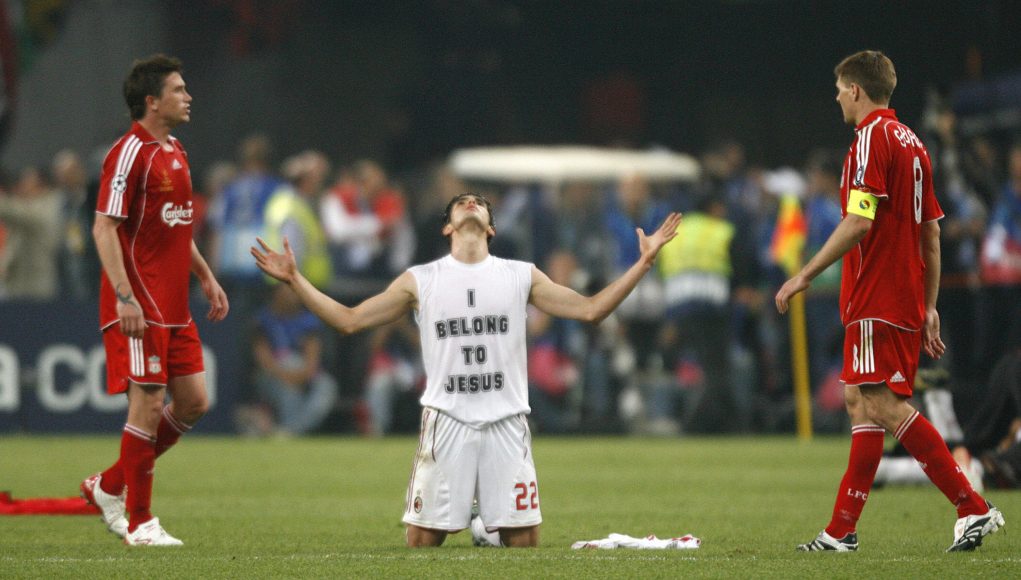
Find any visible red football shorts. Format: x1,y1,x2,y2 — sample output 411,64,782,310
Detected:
102,320,205,394
840,319,920,396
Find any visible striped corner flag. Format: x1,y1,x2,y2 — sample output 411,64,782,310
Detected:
770,195,808,276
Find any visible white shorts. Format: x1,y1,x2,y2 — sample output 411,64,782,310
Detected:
402,408,542,532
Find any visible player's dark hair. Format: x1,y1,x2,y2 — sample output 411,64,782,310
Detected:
834,50,897,105
123,54,184,120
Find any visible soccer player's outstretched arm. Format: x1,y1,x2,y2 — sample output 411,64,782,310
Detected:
529,212,681,323
251,237,416,334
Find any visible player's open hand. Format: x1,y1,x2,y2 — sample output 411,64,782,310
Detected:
201,277,229,322
251,237,298,284
775,274,809,314
923,308,946,359
637,212,683,265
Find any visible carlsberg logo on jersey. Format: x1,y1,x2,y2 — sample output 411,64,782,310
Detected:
161,201,194,227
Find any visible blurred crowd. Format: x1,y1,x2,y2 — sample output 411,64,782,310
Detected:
2,109,1021,442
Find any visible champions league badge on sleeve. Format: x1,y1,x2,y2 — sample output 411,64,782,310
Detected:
112,174,128,195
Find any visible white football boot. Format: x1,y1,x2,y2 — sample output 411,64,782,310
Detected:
80,474,128,538
124,517,184,546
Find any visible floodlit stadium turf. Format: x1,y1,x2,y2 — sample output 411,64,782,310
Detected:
1,435,1018,578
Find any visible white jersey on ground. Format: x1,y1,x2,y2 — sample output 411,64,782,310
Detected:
409,254,533,428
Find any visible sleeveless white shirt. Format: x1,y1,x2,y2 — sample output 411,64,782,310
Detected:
409,254,533,428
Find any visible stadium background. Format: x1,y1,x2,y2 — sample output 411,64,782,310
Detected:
2,0,1021,437
5,1,1021,173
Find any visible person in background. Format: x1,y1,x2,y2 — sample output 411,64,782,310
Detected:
251,282,338,436
0,165,63,300
656,194,738,434
978,143,1021,378
321,159,414,278
362,313,423,436
207,133,280,318
264,151,333,290
192,160,237,259
953,349,1021,490
801,151,845,401
52,149,99,301
526,250,585,433
603,173,671,432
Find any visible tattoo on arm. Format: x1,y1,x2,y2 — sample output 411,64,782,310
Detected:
115,283,135,306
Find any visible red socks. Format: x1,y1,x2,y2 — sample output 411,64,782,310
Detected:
825,410,988,539
97,407,192,530
825,424,885,539
155,405,191,457
121,424,156,532
894,410,987,518
99,458,126,496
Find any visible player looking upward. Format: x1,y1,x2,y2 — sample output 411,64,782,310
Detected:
775,50,1003,552
80,54,229,546
253,192,681,547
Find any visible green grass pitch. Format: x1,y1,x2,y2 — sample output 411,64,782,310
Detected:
1,435,1018,578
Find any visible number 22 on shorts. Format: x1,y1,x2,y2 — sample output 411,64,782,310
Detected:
514,481,539,510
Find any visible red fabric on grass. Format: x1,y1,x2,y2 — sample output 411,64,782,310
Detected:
0,491,100,515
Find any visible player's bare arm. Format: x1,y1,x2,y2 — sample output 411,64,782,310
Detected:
190,240,229,321
92,213,146,338
529,212,681,323
920,219,946,359
775,213,872,314
251,236,417,334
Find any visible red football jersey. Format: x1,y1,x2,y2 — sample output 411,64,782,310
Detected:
96,122,196,328
839,109,944,330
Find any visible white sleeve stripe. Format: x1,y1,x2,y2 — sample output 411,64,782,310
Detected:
106,136,142,215
116,135,141,176
856,124,870,182
118,137,143,212
855,118,883,188
107,138,132,214
855,131,864,179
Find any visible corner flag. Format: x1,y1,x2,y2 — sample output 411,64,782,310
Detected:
771,195,813,440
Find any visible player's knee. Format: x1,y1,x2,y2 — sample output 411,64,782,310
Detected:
499,527,539,548
843,389,866,419
174,393,209,423
140,398,165,424
405,525,446,547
